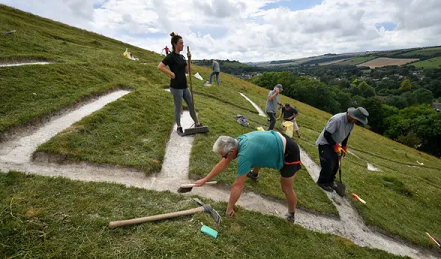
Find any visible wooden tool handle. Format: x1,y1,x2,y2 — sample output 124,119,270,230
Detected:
186,46,196,114
108,206,205,228
180,181,217,189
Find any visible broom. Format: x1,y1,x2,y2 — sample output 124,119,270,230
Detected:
183,46,209,136
177,181,218,193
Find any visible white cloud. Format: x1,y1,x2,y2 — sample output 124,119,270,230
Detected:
1,0,440,62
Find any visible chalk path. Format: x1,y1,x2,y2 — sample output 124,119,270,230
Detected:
0,62,51,67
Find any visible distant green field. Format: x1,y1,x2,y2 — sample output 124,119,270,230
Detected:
412,57,441,68
334,55,376,65
399,46,441,57
376,48,416,57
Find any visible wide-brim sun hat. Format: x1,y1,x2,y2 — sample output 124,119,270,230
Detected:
347,107,369,125
275,84,283,91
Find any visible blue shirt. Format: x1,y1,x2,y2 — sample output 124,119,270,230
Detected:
236,130,284,177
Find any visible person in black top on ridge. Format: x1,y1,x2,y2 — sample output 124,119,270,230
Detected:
158,32,203,136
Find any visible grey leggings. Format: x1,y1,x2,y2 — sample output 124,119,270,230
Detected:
170,87,198,127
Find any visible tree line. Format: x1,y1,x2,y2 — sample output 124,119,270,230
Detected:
250,70,441,157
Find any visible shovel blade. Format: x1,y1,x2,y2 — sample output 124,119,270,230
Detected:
335,181,346,197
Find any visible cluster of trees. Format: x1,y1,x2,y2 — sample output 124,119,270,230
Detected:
250,71,441,156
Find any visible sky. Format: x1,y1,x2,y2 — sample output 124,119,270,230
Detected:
1,0,441,62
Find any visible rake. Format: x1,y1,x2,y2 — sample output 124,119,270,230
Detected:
183,46,209,136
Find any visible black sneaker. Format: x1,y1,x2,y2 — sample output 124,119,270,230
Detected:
177,127,184,137
317,182,334,192
247,171,259,181
285,212,295,223
195,123,204,127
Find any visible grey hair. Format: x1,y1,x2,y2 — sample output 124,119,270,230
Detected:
213,136,238,154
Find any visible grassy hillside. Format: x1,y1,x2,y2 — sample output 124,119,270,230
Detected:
0,4,336,221
398,46,441,58
412,57,441,68
0,171,403,259
1,3,441,252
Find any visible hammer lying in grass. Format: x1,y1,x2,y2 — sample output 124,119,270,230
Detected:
177,181,217,193
108,198,220,228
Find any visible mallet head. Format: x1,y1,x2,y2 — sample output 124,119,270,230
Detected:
193,198,221,225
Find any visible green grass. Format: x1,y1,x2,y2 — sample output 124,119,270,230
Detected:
0,171,405,259
0,4,164,134
36,87,175,173
1,3,441,250
412,57,441,68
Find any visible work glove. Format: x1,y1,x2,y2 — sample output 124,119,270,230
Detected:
333,144,347,157
342,146,348,155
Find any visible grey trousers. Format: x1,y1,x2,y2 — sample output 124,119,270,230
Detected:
267,112,276,130
170,87,198,127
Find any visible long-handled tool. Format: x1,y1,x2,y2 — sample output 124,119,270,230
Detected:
426,232,441,248
335,155,346,197
108,198,220,228
183,46,209,136
351,193,366,204
177,181,217,193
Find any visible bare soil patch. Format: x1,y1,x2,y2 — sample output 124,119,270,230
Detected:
357,58,419,68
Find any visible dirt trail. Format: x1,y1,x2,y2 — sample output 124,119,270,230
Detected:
0,92,437,259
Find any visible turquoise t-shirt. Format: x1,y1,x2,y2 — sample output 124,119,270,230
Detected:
236,130,284,177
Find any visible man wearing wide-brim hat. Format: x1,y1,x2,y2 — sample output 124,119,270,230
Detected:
315,107,369,192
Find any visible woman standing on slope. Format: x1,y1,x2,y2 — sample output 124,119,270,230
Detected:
158,32,203,136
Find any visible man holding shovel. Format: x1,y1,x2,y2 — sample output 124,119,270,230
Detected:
193,130,301,223
315,107,369,192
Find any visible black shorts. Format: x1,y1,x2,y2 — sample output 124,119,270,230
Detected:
280,133,302,178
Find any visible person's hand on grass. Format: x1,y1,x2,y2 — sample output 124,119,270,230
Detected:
226,208,235,217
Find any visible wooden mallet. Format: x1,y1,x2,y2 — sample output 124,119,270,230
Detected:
108,198,220,228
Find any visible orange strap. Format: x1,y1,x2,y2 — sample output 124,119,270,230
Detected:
285,160,302,165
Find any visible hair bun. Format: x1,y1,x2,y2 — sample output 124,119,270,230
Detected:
170,32,175,36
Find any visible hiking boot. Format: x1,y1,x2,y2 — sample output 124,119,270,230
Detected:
247,171,259,181
330,182,338,191
317,182,334,192
285,212,295,223
177,126,184,137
